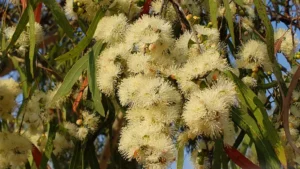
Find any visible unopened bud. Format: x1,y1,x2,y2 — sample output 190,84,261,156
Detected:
186,14,192,20
149,43,156,51
76,119,83,125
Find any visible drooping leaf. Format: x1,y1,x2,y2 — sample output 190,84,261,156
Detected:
230,107,279,168
252,0,287,94
39,121,57,169
212,139,222,169
176,145,184,169
141,0,153,15
51,153,61,169
69,141,82,169
4,8,29,53
55,10,105,61
32,144,42,169
209,0,218,28
223,0,235,47
34,3,42,23
225,71,286,168
88,41,106,117
42,0,74,39
11,57,29,98
51,54,89,103
84,143,100,169
233,0,244,6
28,2,36,77
224,145,261,169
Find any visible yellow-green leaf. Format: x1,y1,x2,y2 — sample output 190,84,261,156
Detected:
225,70,286,168
55,10,105,61
88,41,106,117
39,122,57,169
209,0,218,28
28,2,35,77
42,0,74,39
176,145,184,169
51,54,89,103
223,0,235,47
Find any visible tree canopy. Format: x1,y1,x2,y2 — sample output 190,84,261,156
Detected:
0,0,300,169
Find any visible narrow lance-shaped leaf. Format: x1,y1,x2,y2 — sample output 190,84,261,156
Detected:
11,57,29,98
69,141,82,169
34,3,42,23
86,144,100,169
233,0,244,6
212,139,222,169
55,10,105,61
225,70,286,168
28,2,36,77
176,145,184,169
4,8,29,53
32,144,42,168
39,121,57,169
209,0,218,28
230,107,280,168
224,145,261,169
253,0,287,93
223,0,235,47
51,54,89,103
88,41,105,117
42,0,74,39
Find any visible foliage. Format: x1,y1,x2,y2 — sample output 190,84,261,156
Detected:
0,0,300,169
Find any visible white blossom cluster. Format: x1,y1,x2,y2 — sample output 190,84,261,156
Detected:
0,132,32,168
0,78,20,120
4,22,44,56
64,111,100,140
64,0,141,21
94,10,238,167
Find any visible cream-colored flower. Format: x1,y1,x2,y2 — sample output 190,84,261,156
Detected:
0,78,20,120
94,14,128,44
236,40,272,71
242,76,257,87
0,132,32,168
274,29,298,58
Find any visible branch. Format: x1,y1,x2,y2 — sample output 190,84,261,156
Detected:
99,111,124,169
72,77,88,114
282,65,300,154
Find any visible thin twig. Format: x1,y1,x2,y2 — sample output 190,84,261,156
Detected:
99,111,124,169
72,77,88,114
282,65,300,154
168,0,203,53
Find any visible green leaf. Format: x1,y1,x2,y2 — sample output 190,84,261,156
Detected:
28,2,36,77
85,144,99,169
51,153,61,169
208,0,218,28
3,0,39,54
4,9,29,53
223,0,235,47
176,145,184,169
225,71,286,168
88,41,105,116
51,54,89,103
11,57,29,98
70,141,82,169
233,0,244,6
55,10,105,61
39,122,57,169
213,139,222,169
253,0,287,94
231,107,279,168
42,0,74,39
